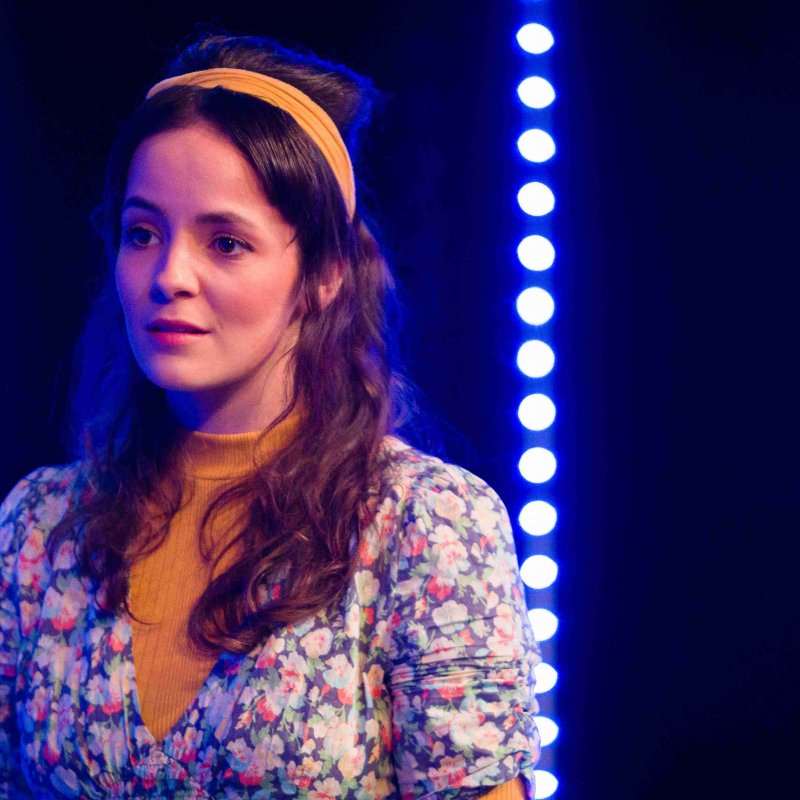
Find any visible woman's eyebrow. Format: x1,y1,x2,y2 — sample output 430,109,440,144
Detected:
121,196,260,231
194,211,260,231
121,195,161,214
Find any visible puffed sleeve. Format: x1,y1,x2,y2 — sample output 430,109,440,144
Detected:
387,463,541,800
0,476,37,798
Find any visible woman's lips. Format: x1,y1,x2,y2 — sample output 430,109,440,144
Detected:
144,318,211,346
147,330,210,346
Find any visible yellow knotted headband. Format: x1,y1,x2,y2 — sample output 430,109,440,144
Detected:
146,67,356,219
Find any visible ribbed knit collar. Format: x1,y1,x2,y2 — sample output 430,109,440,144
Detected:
175,416,298,480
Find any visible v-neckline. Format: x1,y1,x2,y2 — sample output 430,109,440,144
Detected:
122,609,252,749
118,424,295,748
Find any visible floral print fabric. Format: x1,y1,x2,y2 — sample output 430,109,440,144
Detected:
0,438,541,798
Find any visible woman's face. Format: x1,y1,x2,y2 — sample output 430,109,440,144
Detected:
115,122,303,433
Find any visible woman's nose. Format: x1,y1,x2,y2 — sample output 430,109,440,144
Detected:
150,238,200,300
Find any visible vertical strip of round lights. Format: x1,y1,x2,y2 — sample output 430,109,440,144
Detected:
516,5,558,798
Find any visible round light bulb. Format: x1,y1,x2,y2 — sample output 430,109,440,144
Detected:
520,554,558,589
517,235,555,271
517,76,556,109
534,717,560,747
517,287,555,325
519,447,557,484
528,608,558,641
518,128,556,163
516,23,555,54
533,662,558,694
518,394,556,431
518,181,555,216
516,340,555,378
533,770,558,799
518,499,557,535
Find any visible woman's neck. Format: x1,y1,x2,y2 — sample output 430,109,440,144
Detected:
166,384,293,434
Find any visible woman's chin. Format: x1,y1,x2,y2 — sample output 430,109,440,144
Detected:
140,367,218,394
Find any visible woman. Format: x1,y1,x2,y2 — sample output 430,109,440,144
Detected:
0,31,541,798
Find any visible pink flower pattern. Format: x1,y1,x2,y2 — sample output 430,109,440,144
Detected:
0,440,540,798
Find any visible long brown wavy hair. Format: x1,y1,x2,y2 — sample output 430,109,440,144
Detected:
48,31,404,655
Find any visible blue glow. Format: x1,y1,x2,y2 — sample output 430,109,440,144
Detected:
518,128,556,163
517,287,555,325
516,340,555,378
518,181,555,216
533,662,558,694
534,717,560,747
518,393,556,431
519,499,557,535
528,608,559,641
517,235,555,271
516,23,554,54
517,76,556,109
533,771,559,799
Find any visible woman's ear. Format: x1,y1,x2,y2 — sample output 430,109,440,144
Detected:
318,262,344,309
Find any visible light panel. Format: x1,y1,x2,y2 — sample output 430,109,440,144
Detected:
515,2,558,792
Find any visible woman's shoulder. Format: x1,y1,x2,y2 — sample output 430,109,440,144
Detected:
0,460,89,554
372,436,513,555
377,434,504,508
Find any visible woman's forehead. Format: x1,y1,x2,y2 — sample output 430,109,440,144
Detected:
123,123,285,231
127,124,260,197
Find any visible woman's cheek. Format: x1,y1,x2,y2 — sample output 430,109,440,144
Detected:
114,262,139,319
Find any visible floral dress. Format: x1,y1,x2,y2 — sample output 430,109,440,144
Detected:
0,438,541,799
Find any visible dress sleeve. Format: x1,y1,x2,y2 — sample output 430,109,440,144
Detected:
0,476,37,798
387,464,542,800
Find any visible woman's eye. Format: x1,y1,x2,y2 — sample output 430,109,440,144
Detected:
122,225,157,248
213,236,251,256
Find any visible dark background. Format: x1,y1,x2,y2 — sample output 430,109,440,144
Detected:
1,0,798,797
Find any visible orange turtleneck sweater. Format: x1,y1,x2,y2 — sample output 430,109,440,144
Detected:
128,421,293,743
126,422,526,800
